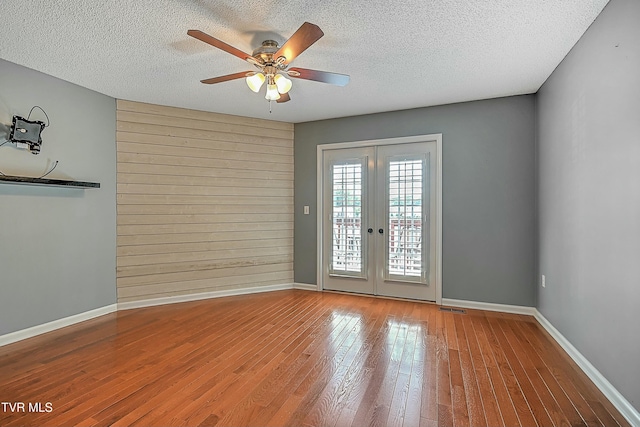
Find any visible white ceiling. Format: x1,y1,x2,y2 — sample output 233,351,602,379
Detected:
0,0,609,123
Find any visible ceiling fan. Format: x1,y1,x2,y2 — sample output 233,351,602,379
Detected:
187,22,349,104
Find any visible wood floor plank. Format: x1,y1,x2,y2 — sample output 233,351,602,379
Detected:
499,318,572,427
262,304,369,427
454,314,486,427
472,314,522,427
436,309,454,427
270,301,368,426
519,321,608,426
300,352,356,426
488,315,554,426
530,323,630,427
141,295,319,426
263,306,353,426
302,300,387,427
461,314,503,427
386,333,414,427
175,297,331,426
403,322,425,427
349,302,409,427
98,294,301,425
330,300,394,427
101,295,301,426
449,348,470,427
420,309,438,424
0,290,629,427
481,314,538,427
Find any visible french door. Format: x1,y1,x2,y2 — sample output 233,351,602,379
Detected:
320,138,440,301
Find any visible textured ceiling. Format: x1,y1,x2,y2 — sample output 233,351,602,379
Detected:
0,0,609,123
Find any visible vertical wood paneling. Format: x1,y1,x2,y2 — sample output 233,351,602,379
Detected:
116,100,294,302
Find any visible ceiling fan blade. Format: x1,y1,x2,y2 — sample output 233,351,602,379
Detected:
276,92,291,103
201,71,252,84
188,30,254,63
288,67,350,86
274,22,324,65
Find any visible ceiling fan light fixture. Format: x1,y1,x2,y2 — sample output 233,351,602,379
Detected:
188,23,349,105
246,72,265,92
265,84,281,101
274,74,292,94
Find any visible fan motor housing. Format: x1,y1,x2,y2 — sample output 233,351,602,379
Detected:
252,40,282,66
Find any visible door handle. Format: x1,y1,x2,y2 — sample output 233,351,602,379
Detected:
367,228,373,234
378,228,384,234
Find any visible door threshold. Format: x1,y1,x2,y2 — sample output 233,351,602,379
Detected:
322,289,438,305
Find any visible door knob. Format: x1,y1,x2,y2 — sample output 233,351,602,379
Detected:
378,228,384,234
367,228,373,234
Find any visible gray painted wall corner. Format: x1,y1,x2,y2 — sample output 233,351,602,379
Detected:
0,59,117,335
536,0,640,411
294,95,537,307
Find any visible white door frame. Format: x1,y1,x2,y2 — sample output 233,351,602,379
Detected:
316,134,443,304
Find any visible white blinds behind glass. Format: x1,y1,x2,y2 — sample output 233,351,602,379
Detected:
331,162,364,275
388,159,423,278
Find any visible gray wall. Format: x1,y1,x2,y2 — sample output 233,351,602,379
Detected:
0,59,116,335
295,95,536,306
537,0,640,410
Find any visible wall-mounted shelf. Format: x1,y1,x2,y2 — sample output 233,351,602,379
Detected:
0,175,100,189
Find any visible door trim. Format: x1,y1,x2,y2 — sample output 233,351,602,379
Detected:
316,134,443,304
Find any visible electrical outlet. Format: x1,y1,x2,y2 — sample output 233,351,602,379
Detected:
541,275,546,288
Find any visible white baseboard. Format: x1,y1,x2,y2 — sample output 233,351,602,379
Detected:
293,282,318,291
534,310,640,427
117,283,294,310
0,304,117,347
441,298,537,316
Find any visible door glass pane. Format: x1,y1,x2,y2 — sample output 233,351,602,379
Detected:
388,159,423,278
331,163,363,275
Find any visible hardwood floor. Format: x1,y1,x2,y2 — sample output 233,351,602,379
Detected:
0,290,629,427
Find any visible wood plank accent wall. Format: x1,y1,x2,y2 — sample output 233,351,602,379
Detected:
116,100,294,303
